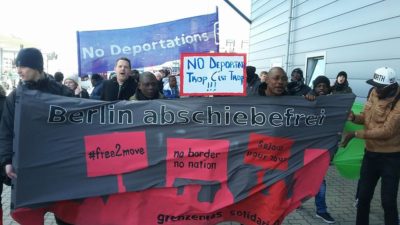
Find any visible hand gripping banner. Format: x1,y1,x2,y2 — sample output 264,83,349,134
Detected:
11,89,355,225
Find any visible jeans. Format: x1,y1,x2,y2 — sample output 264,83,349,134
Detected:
356,151,400,225
315,179,327,213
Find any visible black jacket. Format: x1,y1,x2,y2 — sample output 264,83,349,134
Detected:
0,96,5,120
0,95,5,185
287,81,311,96
101,76,137,101
331,81,352,94
0,75,73,166
75,88,90,98
129,89,164,100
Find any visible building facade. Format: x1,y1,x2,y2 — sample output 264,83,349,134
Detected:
248,0,400,100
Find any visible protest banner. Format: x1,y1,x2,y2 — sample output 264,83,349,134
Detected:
180,53,246,96
11,89,355,225
77,11,219,75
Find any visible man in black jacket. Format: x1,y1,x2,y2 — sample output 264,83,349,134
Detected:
0,48,73,225
101,57,137,101
129,72,163,100
287,68,311,96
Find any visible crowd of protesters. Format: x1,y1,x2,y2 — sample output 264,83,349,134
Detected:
0,47,398,225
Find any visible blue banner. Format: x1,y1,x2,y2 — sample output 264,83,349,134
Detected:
77,12,219,75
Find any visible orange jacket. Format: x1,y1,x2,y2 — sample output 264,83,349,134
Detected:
354,87,400,153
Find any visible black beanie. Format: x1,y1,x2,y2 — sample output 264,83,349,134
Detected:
291,68,304,78
246,66,256,75
16,48,44,72
337,71,347,79
313,76,330,88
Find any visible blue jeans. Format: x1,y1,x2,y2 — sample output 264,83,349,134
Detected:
315,179,327,213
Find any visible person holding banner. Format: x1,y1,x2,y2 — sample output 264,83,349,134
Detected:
309,76,336,224
0,48,74,225
130,72,163,100
101,57,137,101
258,67,288,96
258,66,322,99
342,67,400,225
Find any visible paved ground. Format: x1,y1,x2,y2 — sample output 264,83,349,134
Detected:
1,167,395,224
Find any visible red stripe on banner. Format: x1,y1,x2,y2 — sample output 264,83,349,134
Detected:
11,208,46,225
117,174,126,193
281,149,331,219
11,149,331,225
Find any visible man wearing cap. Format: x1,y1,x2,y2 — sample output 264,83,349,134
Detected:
0,48,73,225
342,67,400,225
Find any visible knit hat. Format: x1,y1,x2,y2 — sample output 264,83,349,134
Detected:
313,76,330,88
337,71,347,79
291,68,304,78
64,74,80,84
15,48,44,72
367,67,397,88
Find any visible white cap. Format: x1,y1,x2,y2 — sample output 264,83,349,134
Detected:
366,67,397,88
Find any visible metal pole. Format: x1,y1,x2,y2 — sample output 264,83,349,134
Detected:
223,0,252,24
285,0,294,72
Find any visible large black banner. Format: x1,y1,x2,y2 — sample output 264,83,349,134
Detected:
11,89,355,225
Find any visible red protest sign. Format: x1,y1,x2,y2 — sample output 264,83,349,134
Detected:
244,133,293,171
84,131,148,177
166,138,229,186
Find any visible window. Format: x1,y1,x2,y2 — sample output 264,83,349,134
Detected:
305,52,326,87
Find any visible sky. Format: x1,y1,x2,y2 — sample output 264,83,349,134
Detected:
0,0,251,75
